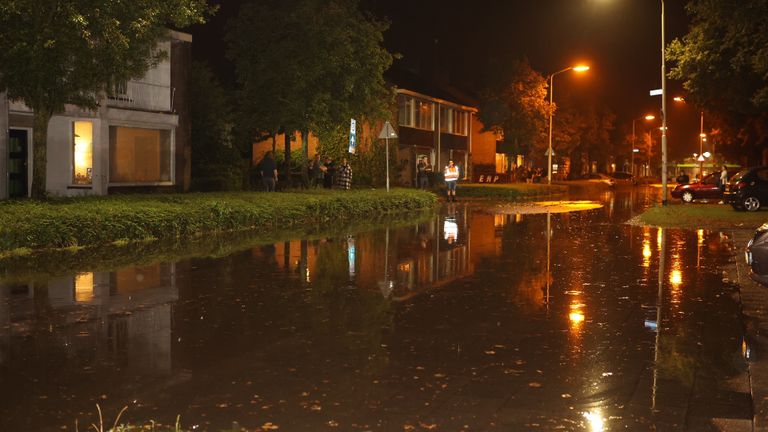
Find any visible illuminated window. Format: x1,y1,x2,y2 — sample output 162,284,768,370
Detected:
397,95,434,130
75,273,94,302
109,126,172,183
73,121,93,185
495,153,508,173
440,107,468,135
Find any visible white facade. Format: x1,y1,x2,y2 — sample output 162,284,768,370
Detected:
1,32,190,198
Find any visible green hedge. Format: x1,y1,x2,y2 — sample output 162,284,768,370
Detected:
0,189,437,254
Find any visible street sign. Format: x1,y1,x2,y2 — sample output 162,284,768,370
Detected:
649,89,663,96
378,121,397,139
545,148,554,156
378,121,397,192
348,119,357,154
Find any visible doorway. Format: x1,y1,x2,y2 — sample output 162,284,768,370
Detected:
8,129,29,198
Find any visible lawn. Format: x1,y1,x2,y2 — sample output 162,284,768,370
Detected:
0,189,437,254
631,202,768,230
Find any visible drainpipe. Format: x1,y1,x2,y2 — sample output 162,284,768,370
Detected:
436,102,441,171
467,112,472,181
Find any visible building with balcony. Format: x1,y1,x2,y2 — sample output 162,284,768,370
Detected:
0,31,192,199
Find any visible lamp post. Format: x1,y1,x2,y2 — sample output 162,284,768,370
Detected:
547,65,589,184
699,111,706,177
660,0,669,205
632,114,656,178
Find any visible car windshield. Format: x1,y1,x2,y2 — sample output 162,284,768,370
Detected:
730,170,749,184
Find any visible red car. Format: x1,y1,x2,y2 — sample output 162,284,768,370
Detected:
671,172,723,203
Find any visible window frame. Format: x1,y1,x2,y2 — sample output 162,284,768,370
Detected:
70,120,94,188
107,123,176,186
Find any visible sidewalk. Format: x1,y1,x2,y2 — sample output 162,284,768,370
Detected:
729,229,768,431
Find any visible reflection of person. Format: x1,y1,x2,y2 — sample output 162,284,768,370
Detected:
719,165,728,191
258,151,278,192
444,160,459,202
336,158,353,190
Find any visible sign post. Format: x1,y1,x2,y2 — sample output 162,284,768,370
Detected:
348,119,357,154
378,121,398,192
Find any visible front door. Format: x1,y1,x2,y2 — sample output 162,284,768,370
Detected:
8,129,29,198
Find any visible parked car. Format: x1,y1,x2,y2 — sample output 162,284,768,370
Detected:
588,173,615,187
670,172,722,203
610,172,634,184
725,166,768,212
746,222,768,286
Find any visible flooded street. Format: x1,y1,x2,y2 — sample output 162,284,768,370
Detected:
0,186,751,431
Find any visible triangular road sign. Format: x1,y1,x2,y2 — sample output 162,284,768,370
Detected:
378,121,398,139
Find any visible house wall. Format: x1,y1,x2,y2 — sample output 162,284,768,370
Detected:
0,92,7,199
1,31,190,199
470,114,498,180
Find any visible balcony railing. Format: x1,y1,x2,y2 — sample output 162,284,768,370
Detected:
107,81,173,112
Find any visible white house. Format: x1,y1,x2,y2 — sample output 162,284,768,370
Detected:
0,30,192,199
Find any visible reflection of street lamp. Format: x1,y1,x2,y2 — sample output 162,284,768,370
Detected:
632,114,655,178
547,65,590,184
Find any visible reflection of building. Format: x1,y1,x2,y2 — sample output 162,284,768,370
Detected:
0,263,177,373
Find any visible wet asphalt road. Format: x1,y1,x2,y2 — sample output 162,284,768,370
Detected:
0,186,754,431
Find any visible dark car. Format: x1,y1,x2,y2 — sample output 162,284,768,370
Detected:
609,172,634,184
746,222,768,286
725,166,768,212
671,172,722,203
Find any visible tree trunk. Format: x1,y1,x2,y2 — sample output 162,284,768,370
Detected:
283,131,292,188
300,129,309,187
31,110,52,199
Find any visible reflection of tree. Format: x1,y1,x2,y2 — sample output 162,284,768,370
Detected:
305,237,393,376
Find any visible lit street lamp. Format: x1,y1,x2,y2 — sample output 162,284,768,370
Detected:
547,64,589,184
632,114,655,178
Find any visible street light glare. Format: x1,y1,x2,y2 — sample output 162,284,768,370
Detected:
673,96,685,102
572,65,590,72
644,115,656,120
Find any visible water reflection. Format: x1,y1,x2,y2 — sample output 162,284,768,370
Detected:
0,188,751,431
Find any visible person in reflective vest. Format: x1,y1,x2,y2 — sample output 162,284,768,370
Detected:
444,160,460,202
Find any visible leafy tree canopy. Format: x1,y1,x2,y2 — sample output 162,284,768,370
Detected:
227,0,394,141
0,0,215,113
477,58,550,156
667,0,768,114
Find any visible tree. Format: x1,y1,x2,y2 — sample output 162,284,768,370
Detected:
227,0,394,185
667,0,768,165
477,59,550,163
0,0,214,198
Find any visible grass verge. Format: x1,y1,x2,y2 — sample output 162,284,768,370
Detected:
630,203,768,230
452,183,568,199
0,189,437,255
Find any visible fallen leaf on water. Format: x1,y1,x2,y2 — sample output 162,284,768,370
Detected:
403,424,416,431
310,404,322,411
561,393,572,398
484,350,496,355
419,422,437,430
327,420,339,427
261,423,279,431
528,382,543,388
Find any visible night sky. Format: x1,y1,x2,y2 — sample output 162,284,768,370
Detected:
190,0,704,158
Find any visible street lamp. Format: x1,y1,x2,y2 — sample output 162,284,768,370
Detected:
660,0,669,205
547,65,589,184
699,111,706,176
632,114,656,178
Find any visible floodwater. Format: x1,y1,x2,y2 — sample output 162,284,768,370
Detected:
0,186,752,431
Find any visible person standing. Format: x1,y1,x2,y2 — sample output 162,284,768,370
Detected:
337,157,353,190
416,158,428,189
310,154,324,188
444,159,459,202
322,157,335,189
258,151,278,192
719,165,728,192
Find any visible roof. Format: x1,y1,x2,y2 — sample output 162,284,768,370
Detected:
385,65,478,110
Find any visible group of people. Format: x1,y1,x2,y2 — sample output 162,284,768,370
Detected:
256,152,352,192
416,157,460,202
308,154,352,190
